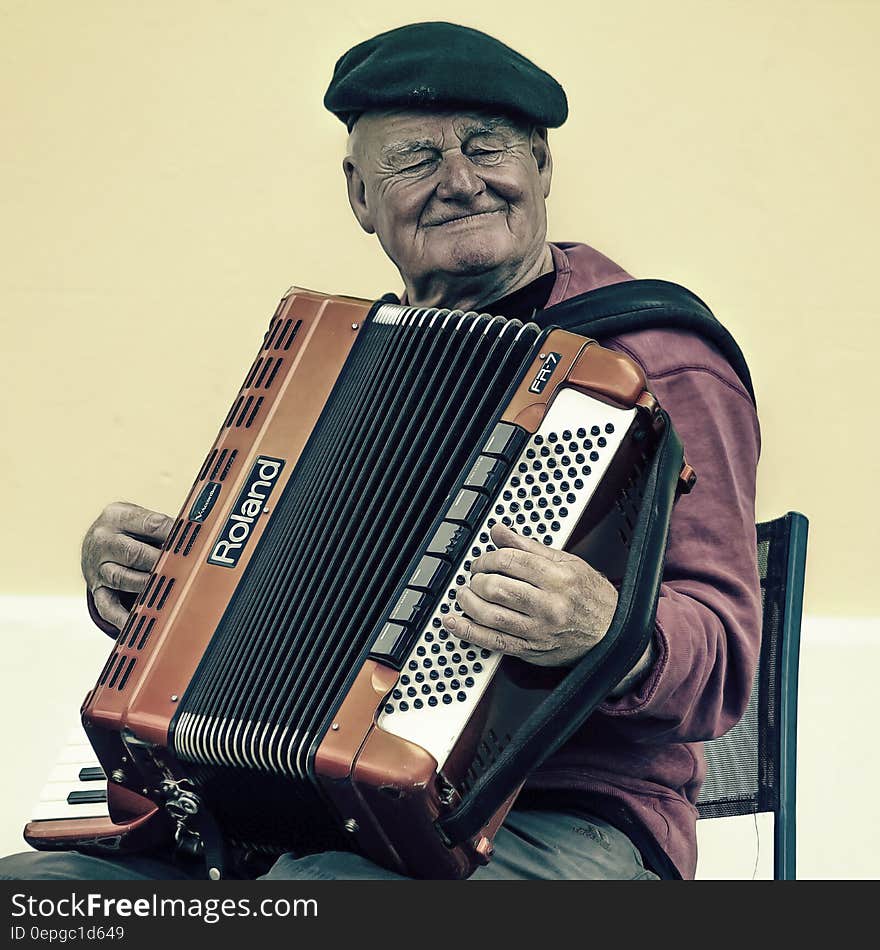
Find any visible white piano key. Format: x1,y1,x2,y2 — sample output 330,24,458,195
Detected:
31,799,109,821
38,781,106,804
57,744,99,764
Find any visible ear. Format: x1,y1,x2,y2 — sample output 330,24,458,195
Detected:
531,127,553,199
343,157,375,234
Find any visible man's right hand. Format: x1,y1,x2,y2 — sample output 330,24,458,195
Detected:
82,502,174,631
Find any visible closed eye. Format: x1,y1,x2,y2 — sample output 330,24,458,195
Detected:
468,148,505,164
401,157,436,172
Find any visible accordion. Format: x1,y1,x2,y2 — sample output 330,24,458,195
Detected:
25,288,694,878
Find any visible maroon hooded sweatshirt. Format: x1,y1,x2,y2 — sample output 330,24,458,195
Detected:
88,241,761,879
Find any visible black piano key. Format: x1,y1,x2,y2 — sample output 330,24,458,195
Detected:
482,422,527,462
464,455,508,495
67,789,108,806
78,767,106,782
445,488,488,528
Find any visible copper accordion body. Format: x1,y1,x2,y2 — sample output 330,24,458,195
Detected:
25,288,671,878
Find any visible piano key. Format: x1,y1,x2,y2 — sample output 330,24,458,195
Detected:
58,744,99,764
67,789,108,806
40,780,102,803
31,798,109,821
46,762,105,784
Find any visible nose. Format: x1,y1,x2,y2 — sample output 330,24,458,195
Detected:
435,151,485,203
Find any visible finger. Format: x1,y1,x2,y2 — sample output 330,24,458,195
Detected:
468,571,543,615
92,586,132,632
455,584,533,638
95,562,152,595
82,531,162,591
441,612,531,658
489,522,573,565
469,543,564,590
104,503,174,543
104,533,164,573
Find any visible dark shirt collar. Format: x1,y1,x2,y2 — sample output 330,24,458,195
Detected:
481,268,557,320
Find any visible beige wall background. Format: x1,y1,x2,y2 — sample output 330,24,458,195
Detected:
1,0,877,615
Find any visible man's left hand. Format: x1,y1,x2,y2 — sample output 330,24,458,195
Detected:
441,522,618,668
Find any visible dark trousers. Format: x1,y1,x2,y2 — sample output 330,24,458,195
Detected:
0,809,657,880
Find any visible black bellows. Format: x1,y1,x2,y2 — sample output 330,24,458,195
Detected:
169,310,542,846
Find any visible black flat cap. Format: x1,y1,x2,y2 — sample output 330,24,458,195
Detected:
324,22,568,130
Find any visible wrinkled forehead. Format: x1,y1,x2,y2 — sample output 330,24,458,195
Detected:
349,109,527,158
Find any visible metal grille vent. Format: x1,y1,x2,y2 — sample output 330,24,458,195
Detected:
137,573,176,612
263,317,301,352
243,356,285,391
173,522,202,557
165,518,206,557
165,519,183,550
197,448,239,484
98,651,138,691
224,394,266,429
117,612,157,651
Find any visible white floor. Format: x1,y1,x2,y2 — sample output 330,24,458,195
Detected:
0,598,876,879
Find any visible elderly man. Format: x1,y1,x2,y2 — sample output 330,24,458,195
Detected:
0,22,760,881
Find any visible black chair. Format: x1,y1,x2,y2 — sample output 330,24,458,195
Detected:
696,511,809,880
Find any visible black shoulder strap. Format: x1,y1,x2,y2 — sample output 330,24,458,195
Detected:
537,279,756,406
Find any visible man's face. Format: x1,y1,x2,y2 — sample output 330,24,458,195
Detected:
344,110,552,289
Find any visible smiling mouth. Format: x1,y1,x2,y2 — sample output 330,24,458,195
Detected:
425,210,504,228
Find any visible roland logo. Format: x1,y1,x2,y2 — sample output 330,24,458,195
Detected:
528,351,562,394
207,456,284,568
